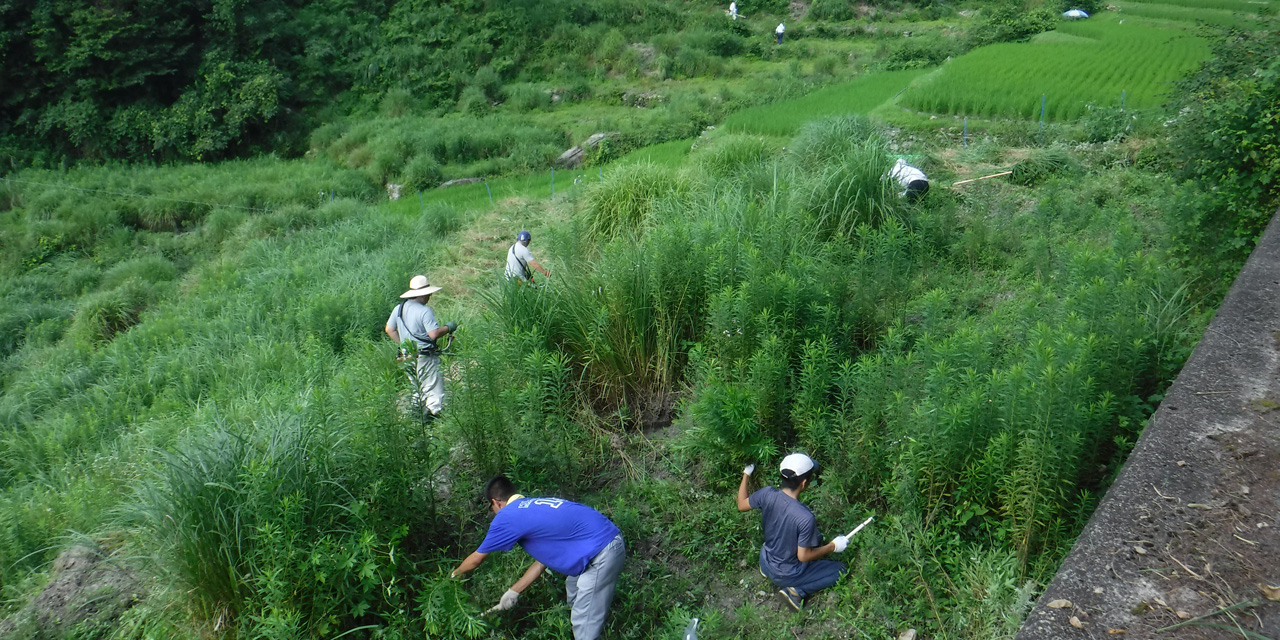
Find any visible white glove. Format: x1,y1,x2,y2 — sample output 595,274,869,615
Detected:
498,589,520,610
832,535,850,553
743,463,756,476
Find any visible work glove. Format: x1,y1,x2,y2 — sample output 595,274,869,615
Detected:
832,535,851,553
446,321,458,333
497,589,520,611
743,463,756,476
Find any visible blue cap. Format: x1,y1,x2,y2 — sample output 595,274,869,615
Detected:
517,230,532,242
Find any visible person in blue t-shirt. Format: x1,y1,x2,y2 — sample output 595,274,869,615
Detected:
736,453,851,611
451,476,626,640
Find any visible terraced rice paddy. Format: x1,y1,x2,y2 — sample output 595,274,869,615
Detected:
723,69,926,135
1112,1,1266,28
898,14,1211,120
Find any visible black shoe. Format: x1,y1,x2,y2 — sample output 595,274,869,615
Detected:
776,587,803,612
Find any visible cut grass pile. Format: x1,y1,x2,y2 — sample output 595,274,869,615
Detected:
722,69,926,136
898,15,1211,120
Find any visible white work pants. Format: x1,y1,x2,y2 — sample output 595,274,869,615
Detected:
412,354,445,415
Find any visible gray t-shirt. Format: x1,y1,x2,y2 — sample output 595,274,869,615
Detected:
749,487,822,580
386,300,439,352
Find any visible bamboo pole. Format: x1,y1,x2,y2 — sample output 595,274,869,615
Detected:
952,171,1012,186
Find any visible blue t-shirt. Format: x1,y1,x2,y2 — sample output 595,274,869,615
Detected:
477,497,621,576
749,487,822,581
386,300,438,352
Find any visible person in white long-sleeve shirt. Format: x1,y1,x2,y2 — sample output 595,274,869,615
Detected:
729,1,738,19
775,22,785,44
888,158,930,201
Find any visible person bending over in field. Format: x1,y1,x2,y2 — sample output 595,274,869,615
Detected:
888,158,930,201
737,453,851,611
506,230,551,283
451,475,626,640
385,274,456,419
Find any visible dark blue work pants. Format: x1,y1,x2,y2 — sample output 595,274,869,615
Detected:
765,559,847,598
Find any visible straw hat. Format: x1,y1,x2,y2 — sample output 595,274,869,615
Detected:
400,274,443,298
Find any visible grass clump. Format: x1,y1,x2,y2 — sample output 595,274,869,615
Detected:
1010,146,1077,186
693,134,772,178
580,163,691,240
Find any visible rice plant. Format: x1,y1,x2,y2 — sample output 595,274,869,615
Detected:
899,16,1211,121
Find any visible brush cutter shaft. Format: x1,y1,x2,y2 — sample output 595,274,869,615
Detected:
845,516,874,539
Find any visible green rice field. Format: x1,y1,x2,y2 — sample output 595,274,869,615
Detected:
723,69,926,136
1112,1,1266,27
898,14,1211,121
1121,0,1274,13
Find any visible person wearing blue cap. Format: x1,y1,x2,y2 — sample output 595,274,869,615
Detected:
736,453,851,611
506,230,551,283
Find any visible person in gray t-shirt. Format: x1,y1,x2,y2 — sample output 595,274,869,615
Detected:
736,453,851,611
385,274,457,417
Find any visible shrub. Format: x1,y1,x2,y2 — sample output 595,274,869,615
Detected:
471,65,505,103
810,0,855,21
681,374,780,480
1167,29,1280,271
694,134,771,178
100,255,179,289
457,85,491,115
970,4,1058,47
580,163,690,239
813,53,841,76
789,115,881,169
67,280,158,344
506,84,553,112
400,155,445,191
886,35,961,70
1081,105,1135,143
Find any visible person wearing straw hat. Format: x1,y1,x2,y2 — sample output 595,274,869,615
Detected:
506,230,551,283
385,274,457,417
736,453,851,611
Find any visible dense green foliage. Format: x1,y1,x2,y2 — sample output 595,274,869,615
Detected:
1165,28,1280,274
2,1,1278,639
0,0,731,165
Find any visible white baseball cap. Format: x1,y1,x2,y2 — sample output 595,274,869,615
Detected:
780,453,816,478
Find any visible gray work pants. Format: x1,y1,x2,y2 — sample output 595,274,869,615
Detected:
565,534,625,640
412,354,445,415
